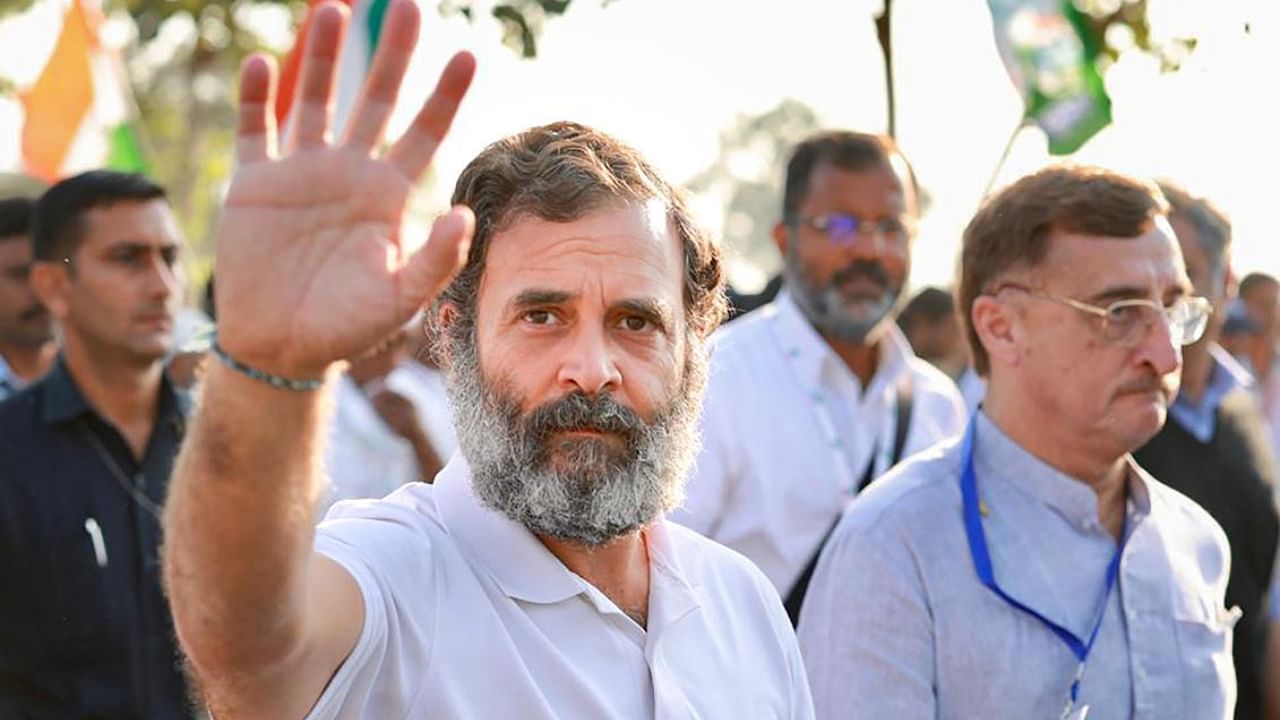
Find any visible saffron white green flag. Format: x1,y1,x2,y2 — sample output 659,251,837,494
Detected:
276,0,391,139
20,0,147,182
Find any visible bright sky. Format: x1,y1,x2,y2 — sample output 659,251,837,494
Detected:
1,0,1278,293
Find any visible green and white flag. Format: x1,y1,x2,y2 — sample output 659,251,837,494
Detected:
987,0,1111,155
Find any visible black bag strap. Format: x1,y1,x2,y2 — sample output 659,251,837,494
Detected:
783,373,914,626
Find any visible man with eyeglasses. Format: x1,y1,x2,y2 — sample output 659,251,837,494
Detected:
1131,181,1278,720
798,165,1235,719
671,131,967,619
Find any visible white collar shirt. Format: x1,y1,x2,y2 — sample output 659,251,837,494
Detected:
798,412,1237,720
671,292,967,592
306,457,815,720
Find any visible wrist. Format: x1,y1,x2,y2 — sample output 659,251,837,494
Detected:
211,338,330,392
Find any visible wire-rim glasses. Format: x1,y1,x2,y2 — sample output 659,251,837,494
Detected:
992,282,1212,347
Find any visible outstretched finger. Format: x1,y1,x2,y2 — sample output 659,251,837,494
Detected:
291,2,348,152
402,205,474,311
342,0,420,152
236,54,277,165
385,52,476,181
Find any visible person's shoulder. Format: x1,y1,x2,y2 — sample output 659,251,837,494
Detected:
837,436,967,540
660,522,790,626
1140,468,1230,561
664,520,770,584
0,381,49,453
904,355,965,407
714,300,779,339
317,483,448,569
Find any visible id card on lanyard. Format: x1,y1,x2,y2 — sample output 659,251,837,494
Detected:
958,419,1126,720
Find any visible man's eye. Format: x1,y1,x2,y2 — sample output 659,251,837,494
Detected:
1107,304,1147,325
523,310,557,325
619,315,653,332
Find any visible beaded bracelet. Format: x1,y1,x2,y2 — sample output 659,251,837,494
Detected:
210,338,325,392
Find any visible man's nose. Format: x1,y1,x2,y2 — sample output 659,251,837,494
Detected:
556,323,622,396
146,254,182,299
1135,311,1181,377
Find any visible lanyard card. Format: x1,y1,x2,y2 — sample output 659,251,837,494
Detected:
1061,703,1090,720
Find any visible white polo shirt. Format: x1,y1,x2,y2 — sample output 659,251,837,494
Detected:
306,457,814,720
671,293,967,593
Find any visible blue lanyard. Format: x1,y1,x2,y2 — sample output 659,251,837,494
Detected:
958,420,1126,707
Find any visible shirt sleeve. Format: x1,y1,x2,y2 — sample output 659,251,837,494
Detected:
797,512,936,720
304,508,439,720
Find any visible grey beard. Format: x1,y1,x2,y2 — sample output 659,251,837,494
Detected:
444,323,705,547
784,261,901,344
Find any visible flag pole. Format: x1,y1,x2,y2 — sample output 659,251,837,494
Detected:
982,117,1027,198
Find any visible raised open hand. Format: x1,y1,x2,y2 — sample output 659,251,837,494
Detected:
213,0,475,380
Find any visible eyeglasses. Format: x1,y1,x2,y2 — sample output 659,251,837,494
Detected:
993,283,1213,347
789,213,911,249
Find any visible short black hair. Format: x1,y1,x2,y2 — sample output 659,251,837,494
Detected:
1239,272,1278,300
33,170,166,262
898,286,956,333
782,130,921,220
0,197,35,241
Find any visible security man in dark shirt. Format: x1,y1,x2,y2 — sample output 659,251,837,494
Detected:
0,171,195,718
1133,181,1279,720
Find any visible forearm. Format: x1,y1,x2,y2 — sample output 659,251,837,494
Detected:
163,361,335,674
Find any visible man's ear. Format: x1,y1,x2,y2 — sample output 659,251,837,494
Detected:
28,260,71,321
772,221,790,258
971,295,1020,370
433,302,458,368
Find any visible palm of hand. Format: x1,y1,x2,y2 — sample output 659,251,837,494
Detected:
217,149,418,374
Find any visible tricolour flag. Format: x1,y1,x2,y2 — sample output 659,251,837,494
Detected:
19,0,147,182
275,0,391,140
987,0,1111,155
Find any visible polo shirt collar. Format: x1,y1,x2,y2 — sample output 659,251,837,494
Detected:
40,355,188,428
41,356,93,424
974,411,1151,530
433,456,593,605
771,290,910,396
432,456,702,626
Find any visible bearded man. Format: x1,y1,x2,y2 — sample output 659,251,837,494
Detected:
671,131,966,621
160,3,813,718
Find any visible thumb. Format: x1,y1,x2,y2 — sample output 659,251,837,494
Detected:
403,205,474,311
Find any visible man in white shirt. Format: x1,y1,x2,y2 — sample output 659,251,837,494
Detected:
671,131,966,610
160,4,813,719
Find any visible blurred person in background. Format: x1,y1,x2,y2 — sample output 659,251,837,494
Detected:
0,171,194,717
0,196,56,399
1132,180,1278,720
898,285,984,412
671,131,967,623
323,329,445,513
1235,272,1280,467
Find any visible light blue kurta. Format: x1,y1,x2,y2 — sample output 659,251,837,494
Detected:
798,411,1236,720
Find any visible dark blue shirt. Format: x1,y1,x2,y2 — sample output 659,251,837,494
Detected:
0,358,195,719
